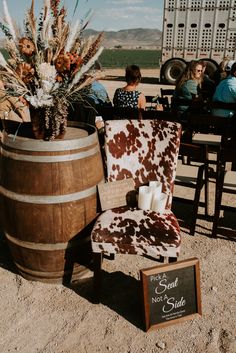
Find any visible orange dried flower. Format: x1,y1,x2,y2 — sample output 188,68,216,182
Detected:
56,75,63,82
67,52,83,75
19,37,35,56
19,96,29,106
55,53,71,73
66,52,77,64
16,63,35,84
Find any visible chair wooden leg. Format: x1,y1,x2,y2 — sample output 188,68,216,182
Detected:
169,257,177,263
204,170,209,217
190,185,201,235
190,167,204,235
93,252,103,304
212,169,224,238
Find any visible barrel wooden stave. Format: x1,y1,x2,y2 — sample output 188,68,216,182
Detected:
1,144,103,196
6,225,93,283
2,196,96,242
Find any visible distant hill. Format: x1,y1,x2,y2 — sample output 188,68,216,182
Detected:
84,28,162,49
0,28,162,50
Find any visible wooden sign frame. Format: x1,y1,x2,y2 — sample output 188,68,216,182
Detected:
140,257,202,332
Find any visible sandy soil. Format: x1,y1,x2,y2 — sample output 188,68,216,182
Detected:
0,71,236,353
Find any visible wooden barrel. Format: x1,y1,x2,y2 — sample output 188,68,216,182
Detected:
0,121,104,283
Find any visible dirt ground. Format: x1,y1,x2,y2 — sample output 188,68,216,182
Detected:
100,68,167,100
0,70,235,353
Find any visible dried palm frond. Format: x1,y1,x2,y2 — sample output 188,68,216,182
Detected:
40,0,54,48
64,20,81,53
0,69,28,91
0,51,9,68
72,0,80,16
52,4,66,37
82,32,104,65
68,46,103,90
81,9,94,30
50,0,61,18
52,24,69,61
80,36,94,59
0,22,11,39
5,39,21,64
2,0,18,41
71,75,93,92
25,0,38,52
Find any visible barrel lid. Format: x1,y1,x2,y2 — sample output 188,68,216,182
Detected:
2,125,99,152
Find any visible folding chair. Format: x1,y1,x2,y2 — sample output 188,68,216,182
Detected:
212,141,236,238
160,88,175,107
145,95,170,111
174,142,209,235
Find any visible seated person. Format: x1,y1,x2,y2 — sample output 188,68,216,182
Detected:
213,57,234,85
69,61,110,126
212,61,236,117
171,61,204,116
87,61,111,106
113,65,146,109
88,79,111,106
198,60,216,99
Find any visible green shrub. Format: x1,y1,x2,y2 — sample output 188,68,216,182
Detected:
0,47,161,69
99,49,161,69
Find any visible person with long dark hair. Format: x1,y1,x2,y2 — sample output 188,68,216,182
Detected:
171,60,204,116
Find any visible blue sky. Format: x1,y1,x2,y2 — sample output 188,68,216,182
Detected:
0,0,164,32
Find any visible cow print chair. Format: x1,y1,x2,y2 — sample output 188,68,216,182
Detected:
91,119,182,302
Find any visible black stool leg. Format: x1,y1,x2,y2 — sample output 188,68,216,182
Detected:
169,257,177,263
93,252,103,304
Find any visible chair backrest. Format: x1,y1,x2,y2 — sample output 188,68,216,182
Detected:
179,142,208,163
141,110,179,121
218,140,236,164
145,95,159,104
160,88,175,106
158,97,170,111
208,101,236,120
94,105,114,121
104,119,182,208
160,88,175,98
187,113,235,145
95,106,143,121
209,101,236,112
145,96,170,111
114,107,142,119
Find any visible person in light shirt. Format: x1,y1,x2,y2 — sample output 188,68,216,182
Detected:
87,61,112,107
212,61,236,117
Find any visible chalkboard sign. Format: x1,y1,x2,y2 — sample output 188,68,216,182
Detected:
140,258,202,331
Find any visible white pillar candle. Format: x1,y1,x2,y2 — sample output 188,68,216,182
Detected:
138,186,153,210
151,192,168,214
149,181,162,199
149,181,162,189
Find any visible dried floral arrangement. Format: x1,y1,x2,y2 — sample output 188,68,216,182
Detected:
0,0,103,140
